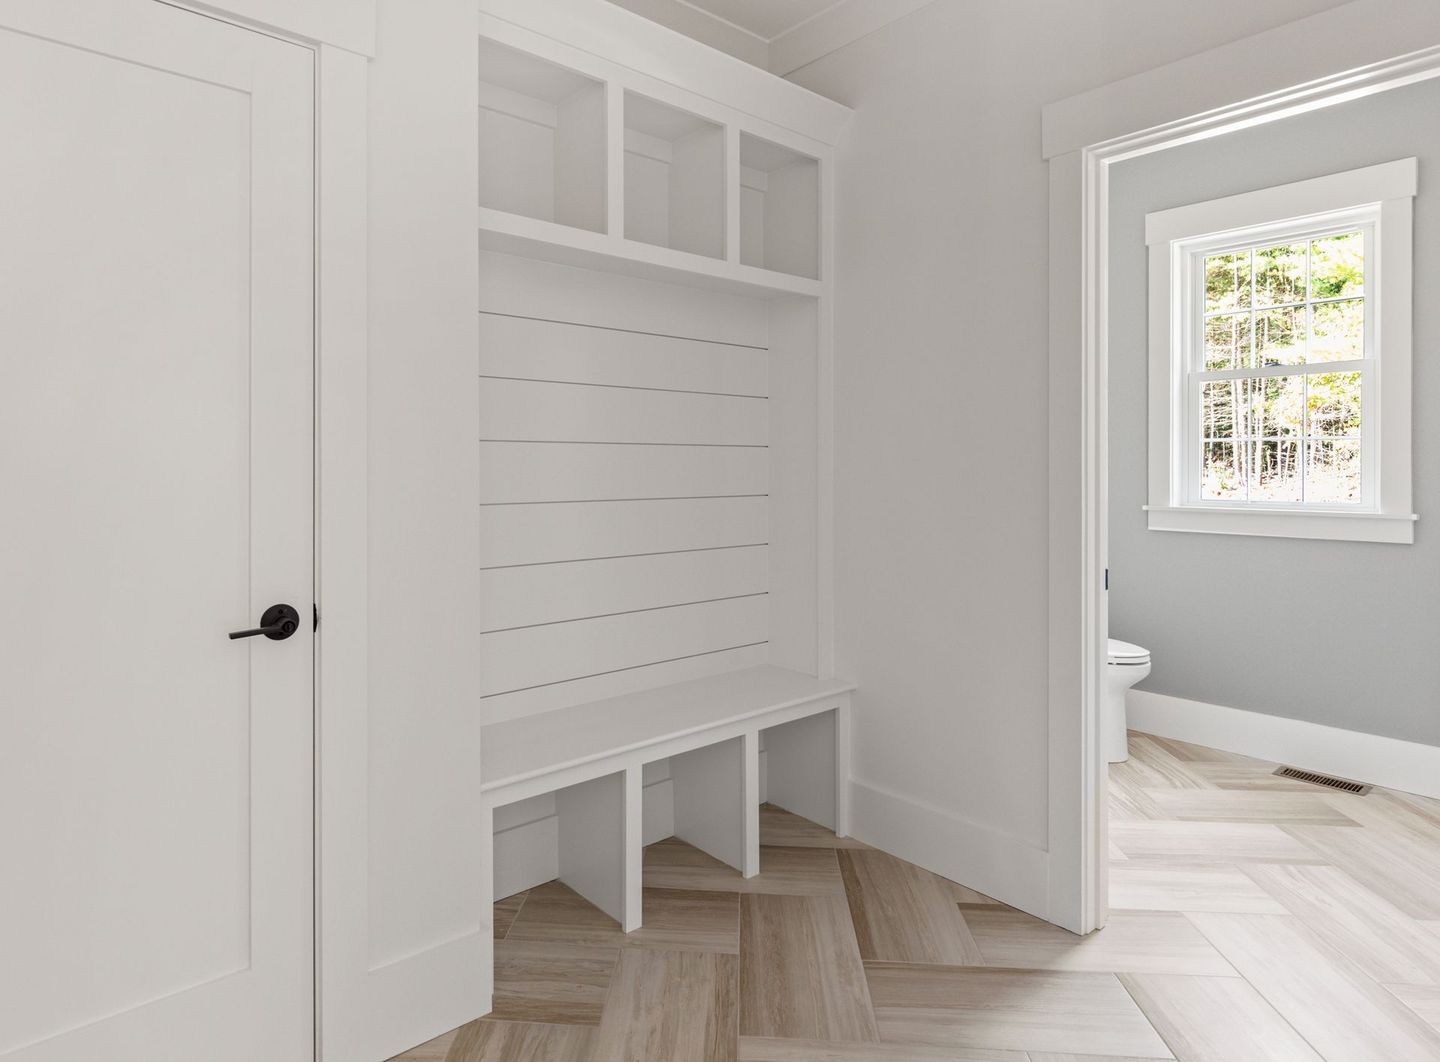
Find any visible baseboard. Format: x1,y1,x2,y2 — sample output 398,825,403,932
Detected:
1127,689,1440,800
847,777,1051,922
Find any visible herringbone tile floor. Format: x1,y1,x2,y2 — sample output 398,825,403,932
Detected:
394,732,1440,1060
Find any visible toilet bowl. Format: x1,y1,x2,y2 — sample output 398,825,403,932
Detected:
1105,638,1151,763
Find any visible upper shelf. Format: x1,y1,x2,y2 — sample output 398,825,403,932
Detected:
478,207,821,300
478,24,830,300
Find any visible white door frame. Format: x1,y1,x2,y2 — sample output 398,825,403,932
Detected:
1043,0,1440,934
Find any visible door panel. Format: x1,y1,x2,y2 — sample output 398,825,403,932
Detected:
0,3,314,1059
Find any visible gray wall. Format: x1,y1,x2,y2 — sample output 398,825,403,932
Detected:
1109,78,1440,747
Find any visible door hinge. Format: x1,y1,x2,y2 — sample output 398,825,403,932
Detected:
313,603,320,632
1104,568,1110,591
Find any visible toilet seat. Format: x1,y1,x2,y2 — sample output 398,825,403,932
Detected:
1107,638,1150,665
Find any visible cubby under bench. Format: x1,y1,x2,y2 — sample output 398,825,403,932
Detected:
481,665,855,933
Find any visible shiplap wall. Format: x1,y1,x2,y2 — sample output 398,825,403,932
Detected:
478,251,775,725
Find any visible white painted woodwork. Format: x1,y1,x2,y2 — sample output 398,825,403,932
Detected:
479,496,770,568
740,133,820,278
483,667,854,921
477,313,769,396
480,595,770,698
624,92,727,259
0,4,313,1059
478,439,768,503
482,644,773,724
556,773,630,924
481,546,769,632
473,3,847,1025
481,666,853,802
478,377,767,444
763,711,840,832
478,38,606,231
671,738,750,871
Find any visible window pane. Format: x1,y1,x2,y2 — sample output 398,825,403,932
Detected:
1307,439,1362,504
1307,372,1362,437
1247,374,1304,437
1254,304,1306,365
1205,251,1251,313
1310,231,1364,300
1201,441,1246,500
1204,313,1251,371
1254,242,1306,306
1310,298,1364,362
1201,380,1242,439
1252,438,1302,503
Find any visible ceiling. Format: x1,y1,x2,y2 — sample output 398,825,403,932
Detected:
676,0,843,43
605,0,938,75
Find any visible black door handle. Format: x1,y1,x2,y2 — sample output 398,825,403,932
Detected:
229,603,301,641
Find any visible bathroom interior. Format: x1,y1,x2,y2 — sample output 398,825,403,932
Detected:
4,1,1440,1061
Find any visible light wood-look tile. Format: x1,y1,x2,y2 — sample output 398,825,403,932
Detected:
738,1037,1022,1059
1185,762,1324,791
1108,770,1171,823
964,908,1234,975
1243,862,1440,984
1386,983,1440,1031
1187,912,1440,1060
489,938,617,1025
1143,788,1358,826
1114,736,1211,791
838,848,982,965
1110,821,1324,864
629,887,740,953
864,963,1172,1058
1118,973,1322,1061
760,804,869,849
1108,863,1287,914
1142,736,1256,764
740,894,879,1042
444,1020,594,1061
389,1030,456,1061
503,880,626,947
591,949,738,1062
646,837,844,896
492,892,526,941
1027,1056,1180,1062
1285,821,1440,919
950,882,1001,907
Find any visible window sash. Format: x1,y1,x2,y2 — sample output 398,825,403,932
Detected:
1179,215,1378,512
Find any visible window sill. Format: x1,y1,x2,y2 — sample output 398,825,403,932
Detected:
1144,505,1417,544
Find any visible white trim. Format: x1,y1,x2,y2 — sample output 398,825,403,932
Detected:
849,777,1050,918
767,0,940,76
1144,157,1416,245
1046,15,1440,937
1144,163,1416,539
478,0,852,145
1128,690,1440,801
1042,0,1440,159
1144,506,1416,544
180,0,375,55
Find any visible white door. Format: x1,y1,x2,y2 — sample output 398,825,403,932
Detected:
0,3,314,1059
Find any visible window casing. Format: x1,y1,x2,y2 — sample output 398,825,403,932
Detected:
1145,159,1417,544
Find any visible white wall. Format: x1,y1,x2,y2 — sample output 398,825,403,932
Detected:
784,0,1354,913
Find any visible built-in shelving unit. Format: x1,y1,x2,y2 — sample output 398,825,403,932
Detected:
740,132,820,280
477,38,606,232
624,92,725,259
475,0,850,1022
475,14,837,299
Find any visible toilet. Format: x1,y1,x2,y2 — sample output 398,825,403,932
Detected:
1105,638,1151,763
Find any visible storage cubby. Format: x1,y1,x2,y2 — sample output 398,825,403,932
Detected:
739,133,820,279
478,38,606,232
624,92,726,259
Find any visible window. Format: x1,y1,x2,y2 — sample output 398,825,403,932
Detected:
1145,159,1417,543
